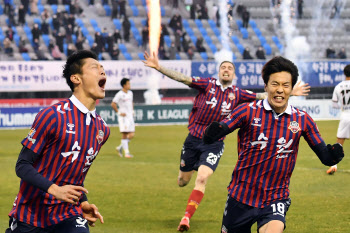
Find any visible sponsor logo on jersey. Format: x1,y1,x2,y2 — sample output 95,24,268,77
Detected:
96,130,104,144
229,92,235,100
288,121,301,133
27,128,36,144
66,123,76,134
180,159,186,167
251,117,261,127
75,217,87,228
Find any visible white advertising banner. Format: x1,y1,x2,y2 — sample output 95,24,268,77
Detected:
0,60,191,92
288,98,341,120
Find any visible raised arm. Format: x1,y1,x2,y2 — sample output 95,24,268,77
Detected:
142,51,192,86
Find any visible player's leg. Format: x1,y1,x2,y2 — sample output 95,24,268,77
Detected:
178,170,195,187
257,198,291,233
123,116,135,158
5,217,55,233
178,140,224,232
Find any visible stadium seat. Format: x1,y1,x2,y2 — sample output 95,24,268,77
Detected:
236,43,244,54
236,20,243,29
176,53,181,60
90,19,98,28
75,18,84,27
258,36,267,45
86,35,94,46
249,20,257,29
113,19,122,30
231,36,240,45
195,19,203,28
240,28,249,39
200,52,208,60
164,35,172,47
263,43,272,55
51,5,58,14
14,34,20,46
65,5,70,12
208,19,216,28
131,5,139,16
128,0,135,6
0,35,4,46
103,5,111,16
42,34,50,47
160,6,165,17
37,5,45,14
34,18,42,27
204,35,212,45
212,28,221,38
182,19,190,28
63,43,68,55
21,53,31,61
253,28,262,37
190,35,197,44
123,52,133,60
209,43,217,53
199,28,208,37
138,52,144,60
119,43,128,53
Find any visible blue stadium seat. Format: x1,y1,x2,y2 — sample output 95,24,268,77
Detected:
0,4,3,15
232,53,237,61
51,4,57,14
113,19,122,30
176,53,181,60
0,35,5,46
253,28,262,37
195,19,203,28
81,27,89,37
199,28,207,36
37,5,45,14
128,0,135,6
240,27,248,39
236,43,244,54
75,18,84,27
0,27,3,36
258,36,267,45
72,34,76,43
160,6,165,17
129,19,135,28
141,19,147,26
48,18,53,29
21,53,31,61
90,19,98,28
141,0,146,6
119,43,128,53
231,36,240,45
249,20,257,29
164,35,171,47
200,52,208,60
131,27,140,37
131,5,139,16
94,27,101,33
236,20,243,29
212,28,220,38
98,53,102,60
103,5,111,16
204,35,212,45
135,35,142,46
208,19,216,28
14,34,20,46
185,27,194,37
63,43,68,55
42,34,50,47
182,19,189,28
190,35,197,44
138,52,144,60
86,35,94,46
209,43,217,53
123,52,133,60
65,5,70,12
272,36,284,52
23,25,31,34
263,43,272,55
34,18,42,27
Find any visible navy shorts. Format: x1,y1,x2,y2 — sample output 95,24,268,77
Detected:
221,195,291,233
6,216,90,233
179,134,224,172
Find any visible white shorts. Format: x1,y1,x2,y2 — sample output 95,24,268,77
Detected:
337,112,350,139
118,115,135,133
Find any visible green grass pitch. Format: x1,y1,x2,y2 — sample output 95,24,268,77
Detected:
0,121,349,232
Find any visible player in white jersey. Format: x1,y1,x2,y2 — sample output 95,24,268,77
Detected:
111,78,135,158
327,64,350,174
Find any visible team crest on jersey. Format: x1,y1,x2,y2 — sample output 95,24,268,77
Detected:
288,121,301,133
27,128,36,144
96,130,104,144
229,93,235,100
180,159,186,167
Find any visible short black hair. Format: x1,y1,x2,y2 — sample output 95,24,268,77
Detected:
120,78,130,87
343,64,350,77
62,50,98,92
261,56,299,88
219,61,235,70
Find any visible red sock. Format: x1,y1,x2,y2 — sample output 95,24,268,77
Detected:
184,189,204,219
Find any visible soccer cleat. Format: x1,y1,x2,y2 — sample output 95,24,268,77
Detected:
177,216,190,232
124,154,134,158
116,146,123,157
327,166,337,175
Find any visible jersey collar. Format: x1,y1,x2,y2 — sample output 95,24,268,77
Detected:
263,99,291,118
215,79,234,91
70,95,96,125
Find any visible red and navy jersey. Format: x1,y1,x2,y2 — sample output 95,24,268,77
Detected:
188,77,256,139
222,99,324,208
9,95,110,228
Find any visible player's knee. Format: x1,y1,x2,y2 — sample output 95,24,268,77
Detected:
178,177,189,187
195,174,209,186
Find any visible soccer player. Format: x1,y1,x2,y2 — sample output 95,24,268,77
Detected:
142,51,310,232
6,50,110,233
327,64,350,174
203,56,344,233
111,77,135,158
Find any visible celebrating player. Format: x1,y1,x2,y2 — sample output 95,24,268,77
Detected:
142,51,310,232
111,77,135,158
327,64,350,174
203,56,344,233
6,50,110,232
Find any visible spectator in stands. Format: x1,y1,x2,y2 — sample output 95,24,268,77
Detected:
161,23,170,36
195,37,206,53
94,32,104,53
174,28,182,52
142,26,149,50
122,16,131,42
41,8,51,21
168,0,179,8
91,43,100,56
110,44,120,60
70,0,84,16
52,15,61,32
75,37,84,51
31,23,42,43
158,45,169,60
49,41,63,60
326,47,336,58
106,32,115,53
75,27,85,41
338,47,347,59
18,40,28,53
3,37,14,57
48,0,58,4
297,0,303,19
30,0,39,16
35,45,48,60
243,47,253,59
67,43,77,57
17,5,26,26
236,4,246,17
8,6,16,26
33,38,40,53
5,27,14,41
4,0,11,15
111,0,119,19
242,8,250,28
68,14,76,31
256,46,266,60
169,14,182,32
187,44,195,60
190,4,196,19
54,31,65,53
169,42,177,60
41,20,50,35
113,29,122,43
181,32,190,53
21,0,29,14
119,0,126,19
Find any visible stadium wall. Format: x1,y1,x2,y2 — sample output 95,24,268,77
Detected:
0,100,341,129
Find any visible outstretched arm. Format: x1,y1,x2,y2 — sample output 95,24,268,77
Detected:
142,51,192,86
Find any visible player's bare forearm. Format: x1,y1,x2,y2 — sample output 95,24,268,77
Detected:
256,92,267,100
158,66,192,86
